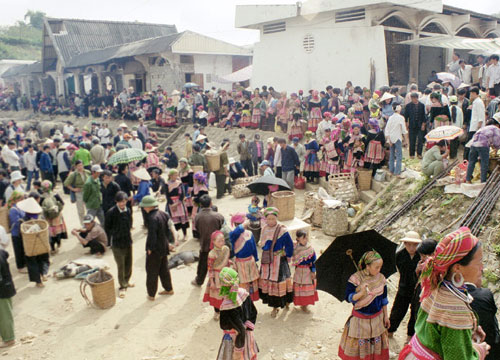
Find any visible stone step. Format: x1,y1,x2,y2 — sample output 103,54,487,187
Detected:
149,127,176,134
359,189,377,204
371,180,385,193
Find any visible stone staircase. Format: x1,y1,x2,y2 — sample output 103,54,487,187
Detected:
144,120,181,150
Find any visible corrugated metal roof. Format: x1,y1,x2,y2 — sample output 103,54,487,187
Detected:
66,33,181,68
399,36,500,51
46,18,177,66
171,31,253,56
1,62,43,78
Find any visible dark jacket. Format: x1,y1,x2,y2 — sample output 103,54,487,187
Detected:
114,173,134,197
145,209,173,256
105,205,132,248
229,162,245,180
101,181,121,213
164,152,178,169
280,145,300,172
395,248,420,297
0,250,16,299
404,102,426,130
465,283,500,360
194,208,225,252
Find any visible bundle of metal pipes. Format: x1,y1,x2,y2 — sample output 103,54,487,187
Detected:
457,166,500,236
374,160,459,233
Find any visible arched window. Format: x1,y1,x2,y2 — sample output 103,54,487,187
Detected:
456,27,478,38
381,16,411,29
421,22,446,34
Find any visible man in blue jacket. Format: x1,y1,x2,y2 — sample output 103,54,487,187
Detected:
39,145,54,184
278,138,300,189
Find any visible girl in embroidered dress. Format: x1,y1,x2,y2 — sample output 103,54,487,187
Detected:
163,98,177,127
217,267,259,360
303,131,320,183
191,171,209,239
308,91,322,132
292,230,318,312
276,92,289,133
250,90,263,129
230,213,260,301
178,158,193,215
344,124,365,171
203,231,230,320
319,128,342,180
258,207,294,318
288,112,304,141
163,169,189,241
339,250,390,360
363,118,386,175
399,227,490,360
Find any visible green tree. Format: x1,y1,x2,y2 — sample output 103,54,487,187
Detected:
24,10,46,30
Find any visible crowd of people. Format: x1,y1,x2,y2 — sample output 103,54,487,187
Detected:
0,56,500,358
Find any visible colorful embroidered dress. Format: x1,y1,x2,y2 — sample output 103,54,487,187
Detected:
203,245,230,309
339,271,390,360
291,243,318,306
308,101,322,132
230,225,260,301
304,139,320,179
258,224,294,308
399,283,486,360
164,179,189,231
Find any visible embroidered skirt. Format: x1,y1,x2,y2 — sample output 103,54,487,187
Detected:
168,198,189,228
293,265,318,306
308,108,322,132
48,214,68,239
235,256,260,301
162,115,176,127
217,329,258,360
364,141,384,165
259,256,293,308
250,109,260,128
203,269,223,309
338,310,389,360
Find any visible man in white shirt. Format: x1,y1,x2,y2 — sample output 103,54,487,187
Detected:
129,131,143,149
458,60,473,85
23,144,38,190
1,141,21,171
486,55,500,97
63,121,75,136
464,87,486,160
384,104,408,177
447,53,461,76
316,114,333,140
273,138,282,178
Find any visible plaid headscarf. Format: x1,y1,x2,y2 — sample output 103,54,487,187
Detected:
358,250,382,269
41,180,53,193
219,267,240,304
7,190,24,210
263,207,279,217
419,227,478,301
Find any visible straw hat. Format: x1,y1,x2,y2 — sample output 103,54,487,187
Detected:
457,83,470,89
228,157,236,164
119,122,128,128
17,197,42,214
379,92,395,102
133,167,151,181
10,170,24,182
399,231,422,243
196,134,207,142
492,112,500,124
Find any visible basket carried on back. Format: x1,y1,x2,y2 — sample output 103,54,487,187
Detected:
205,153,221,172
271,191,295,221
80,269,116,309
21,220,50,256
357,168,372,191
0,206,10,234
328,173,358,202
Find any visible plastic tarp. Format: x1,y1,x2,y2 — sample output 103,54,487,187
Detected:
398,36,500,52
220,65,253,83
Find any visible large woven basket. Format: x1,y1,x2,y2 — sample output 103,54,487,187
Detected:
234,175,260,185
328,173,358,202
0,206,9,234
357,168,372,191
232,184,253,198
21,220,50,256
80,270,116,309
271,191,295,221
304,191,323,226
205,153,221,172
322,205,348,236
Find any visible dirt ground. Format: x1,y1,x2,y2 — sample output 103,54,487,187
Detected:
3,184,407,360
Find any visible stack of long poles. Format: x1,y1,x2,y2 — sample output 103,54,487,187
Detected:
458,166,500,236
375,160,458,233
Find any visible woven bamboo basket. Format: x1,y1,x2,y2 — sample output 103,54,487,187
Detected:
322,205,348,236
0,206,9,234
80,270,116,309
328,173,358,202
271,191,295,221
234,175,260,185
192,165,204,174
357,168,372,191
21,220,50,257
304,192,323,226
232,184,253,198
205,153,221,172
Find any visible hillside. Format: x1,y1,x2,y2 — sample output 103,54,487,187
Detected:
0,22,42,60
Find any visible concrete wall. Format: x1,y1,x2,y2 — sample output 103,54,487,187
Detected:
250,13,388,92
193,54,233,91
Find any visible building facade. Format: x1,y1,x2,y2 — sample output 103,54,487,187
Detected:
235,0,500,92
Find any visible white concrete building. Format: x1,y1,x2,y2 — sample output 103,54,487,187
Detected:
235,0,500,92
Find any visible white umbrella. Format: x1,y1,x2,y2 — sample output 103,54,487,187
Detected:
436,72,462,89
425,125,464,142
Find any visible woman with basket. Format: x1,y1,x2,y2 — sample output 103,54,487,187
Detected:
17,197,49,287
8,191,27,274
40,180,67,255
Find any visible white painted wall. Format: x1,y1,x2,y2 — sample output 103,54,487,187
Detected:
193,54,234,91
250,13,388,93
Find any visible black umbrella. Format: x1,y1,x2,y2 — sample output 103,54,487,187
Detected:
246,175,291,195
316,230,397,302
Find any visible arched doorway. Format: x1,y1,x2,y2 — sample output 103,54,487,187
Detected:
42,75,56,96
123,60,146,93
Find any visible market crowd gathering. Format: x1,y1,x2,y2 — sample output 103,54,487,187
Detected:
0,52,499,359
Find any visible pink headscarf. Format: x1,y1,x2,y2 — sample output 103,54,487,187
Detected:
312,90,319,100
210,230,225,250
231,212,246,227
